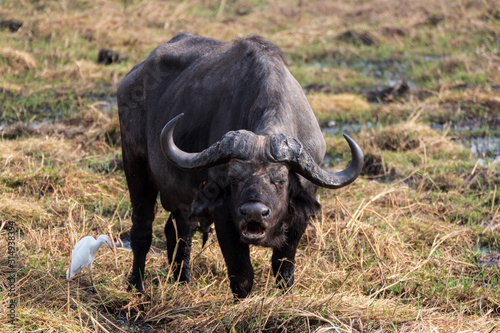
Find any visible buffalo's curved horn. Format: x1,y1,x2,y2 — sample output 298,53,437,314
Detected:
267,133,364,189
160,113,257,170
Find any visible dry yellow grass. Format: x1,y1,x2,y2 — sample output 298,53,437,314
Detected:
308,93,372,122
0,47,37,70
0,82,23,94
0,124,496,331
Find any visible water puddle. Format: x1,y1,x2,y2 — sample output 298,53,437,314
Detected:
115,314,155,333
308,58,410,82
321,120,500,160
0,98,119,141
307,56,443,87
431,121,500,159
468,136,500,158
321,121,375,168
304,55,450,101
474,246,500,266
321,121,377,136
114,235,162,254
115,237,132,251
91,96,117,114
102,313,156,333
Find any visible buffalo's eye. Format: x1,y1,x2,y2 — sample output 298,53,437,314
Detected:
271,178,287,186
227,161,252,184
269,167,288,187
228,168,246,184
228,174,241,184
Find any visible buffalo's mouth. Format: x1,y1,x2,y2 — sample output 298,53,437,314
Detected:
241,222,266,243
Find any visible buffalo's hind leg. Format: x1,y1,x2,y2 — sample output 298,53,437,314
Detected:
164,209,195,283
123,156,158,292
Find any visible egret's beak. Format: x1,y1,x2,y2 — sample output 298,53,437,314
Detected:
105,240,114,251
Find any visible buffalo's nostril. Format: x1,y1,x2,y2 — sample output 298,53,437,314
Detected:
238,207,246,217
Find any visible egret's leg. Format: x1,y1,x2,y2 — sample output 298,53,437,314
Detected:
88,264,97,293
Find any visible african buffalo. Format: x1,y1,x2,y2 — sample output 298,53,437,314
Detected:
117,33,363,298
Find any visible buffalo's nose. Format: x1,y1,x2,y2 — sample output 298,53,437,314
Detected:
238,203,271,221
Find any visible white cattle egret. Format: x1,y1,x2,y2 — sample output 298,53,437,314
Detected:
66,235,112,292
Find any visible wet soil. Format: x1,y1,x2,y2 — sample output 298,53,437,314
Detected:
323,119,500,160
104,313,156,332
431,120,500,159
474,246,500,266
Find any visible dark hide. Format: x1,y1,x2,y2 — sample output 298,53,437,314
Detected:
117,33,354,297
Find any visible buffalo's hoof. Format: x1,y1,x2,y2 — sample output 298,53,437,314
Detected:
169,264,191,284
127,275,144,293
230,279,253,299
232,289,250,299
276,272,294,291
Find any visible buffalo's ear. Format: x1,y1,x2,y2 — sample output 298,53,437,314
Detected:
190,180,228,217
289,177,321,219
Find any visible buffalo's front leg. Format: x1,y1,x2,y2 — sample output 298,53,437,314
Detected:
214,211,254,298
164,210,194,283
271,222,307,290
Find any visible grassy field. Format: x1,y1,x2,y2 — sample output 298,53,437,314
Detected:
0,0,499,331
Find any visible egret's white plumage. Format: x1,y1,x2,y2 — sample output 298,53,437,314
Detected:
66,235,112,291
